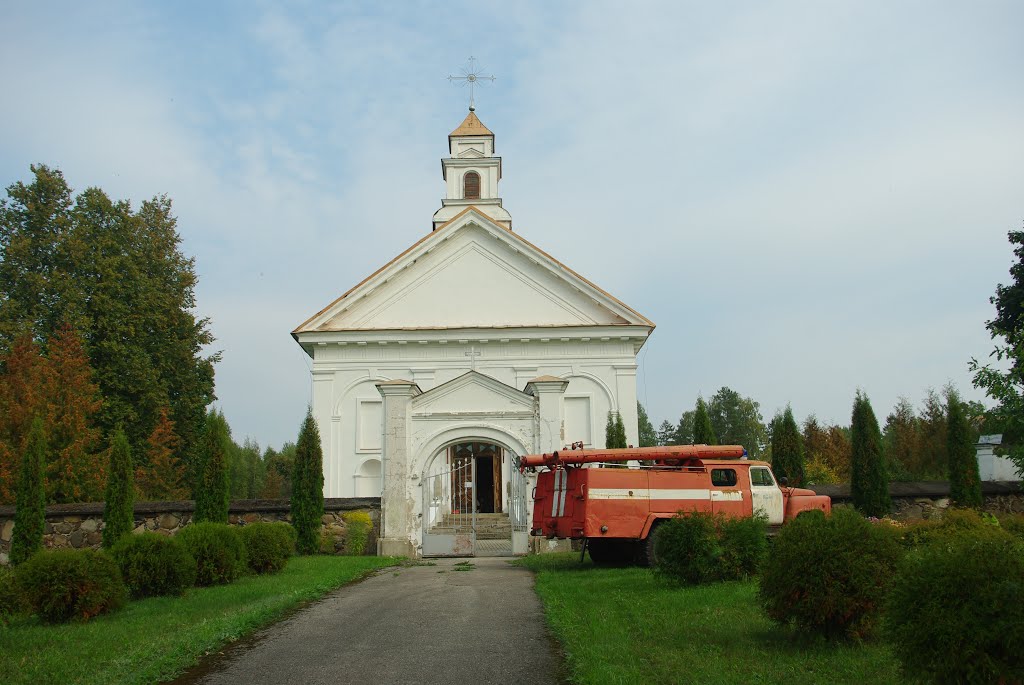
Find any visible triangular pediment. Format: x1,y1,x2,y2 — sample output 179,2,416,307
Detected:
295,208,653,333
457,147,485,159
412,371,534,415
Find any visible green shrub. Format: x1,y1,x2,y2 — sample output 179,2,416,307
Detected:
0,565,28,626
343,511,372,556
900,508,1000,549
110,532,197,598
239,523,292,574
653,512,722,585
887,530,1024,684
18,549,126,623
718,514,769,580
758,507,902,640
176,523,247,586
291,410,325,555
998,513,1024,541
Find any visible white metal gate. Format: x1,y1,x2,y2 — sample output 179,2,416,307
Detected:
421,448,530,557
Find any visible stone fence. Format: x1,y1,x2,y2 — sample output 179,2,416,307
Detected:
814,481,1023,520
0,497,380,566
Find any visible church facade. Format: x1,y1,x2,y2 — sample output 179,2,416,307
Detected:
292,110,654,557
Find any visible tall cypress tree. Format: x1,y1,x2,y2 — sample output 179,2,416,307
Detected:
851,391,890,516
11,417,47,565
946,387,983,508
770,406,805,485
195,409,230,523
292,409,325,555
637,402,657,447
102,428,134,548
692,397,717,445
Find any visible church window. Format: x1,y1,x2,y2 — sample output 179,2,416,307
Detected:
463,171,481,199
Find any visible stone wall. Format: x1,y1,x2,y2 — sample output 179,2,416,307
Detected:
815,481,1023,521
0,497,380,565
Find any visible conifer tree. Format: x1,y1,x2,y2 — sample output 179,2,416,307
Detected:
692,397,717,445
102,428,134,548
11,417,47,565
946,387,983,508
291,409,324,555
0,334,45,504
637,402,657,447
604,412,617,449
195,410,230,523
851,391,890,517
135,407,187,500
770,406,805,485
42,324,103,503
604,412,627,448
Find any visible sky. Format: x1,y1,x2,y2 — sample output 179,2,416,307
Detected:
2,1,1023,449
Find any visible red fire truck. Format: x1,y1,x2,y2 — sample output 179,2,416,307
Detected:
521,445,831,564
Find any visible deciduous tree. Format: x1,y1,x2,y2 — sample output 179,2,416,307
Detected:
0,165,217,487
971,229,1024,476
707,387,767,457
851,391,890,517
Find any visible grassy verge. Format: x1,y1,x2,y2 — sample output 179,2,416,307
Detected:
0,555,397,685
516,553,900,685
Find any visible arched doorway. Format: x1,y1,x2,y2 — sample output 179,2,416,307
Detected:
421,436,528,557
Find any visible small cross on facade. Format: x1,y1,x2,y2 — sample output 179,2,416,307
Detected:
448,56,496,111
465,345,482,371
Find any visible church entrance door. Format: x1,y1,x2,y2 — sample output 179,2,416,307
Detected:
422,440,526,557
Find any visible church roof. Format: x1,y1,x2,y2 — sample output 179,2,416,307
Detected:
449,110,493,137
292,206,655,335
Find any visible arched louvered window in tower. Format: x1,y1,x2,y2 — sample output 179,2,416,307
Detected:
463,171,481,200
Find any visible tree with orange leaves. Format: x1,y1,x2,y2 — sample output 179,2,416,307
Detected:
0,326,103,504
135,407,187,501
41,325,103,503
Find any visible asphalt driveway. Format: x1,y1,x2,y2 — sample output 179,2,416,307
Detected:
171,557,560,685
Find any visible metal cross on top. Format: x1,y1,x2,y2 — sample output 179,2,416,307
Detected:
448,56,496,112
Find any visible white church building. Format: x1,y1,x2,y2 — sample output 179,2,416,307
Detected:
292,109,654,557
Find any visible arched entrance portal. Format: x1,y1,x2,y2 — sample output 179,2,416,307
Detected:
422,439,528,557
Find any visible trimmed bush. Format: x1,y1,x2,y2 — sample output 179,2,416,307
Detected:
18,549,126,623
758,507,902,640
0,565,28,626
176,523,247,586
718,514,769,580
240,522,293,574
110,532,197,598
343,511,373,556
887,530,1024,684
653,512,721,585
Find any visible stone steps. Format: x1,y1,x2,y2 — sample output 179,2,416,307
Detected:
430,513,512,540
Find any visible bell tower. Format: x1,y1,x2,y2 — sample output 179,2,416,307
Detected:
432,109,512,230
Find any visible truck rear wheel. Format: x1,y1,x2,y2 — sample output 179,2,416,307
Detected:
638,521,663,568
588,538,631,564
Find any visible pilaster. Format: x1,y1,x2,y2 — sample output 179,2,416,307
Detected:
375,380,421,557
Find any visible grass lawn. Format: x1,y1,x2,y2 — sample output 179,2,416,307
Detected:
516,553,901,685
0,555,397,685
